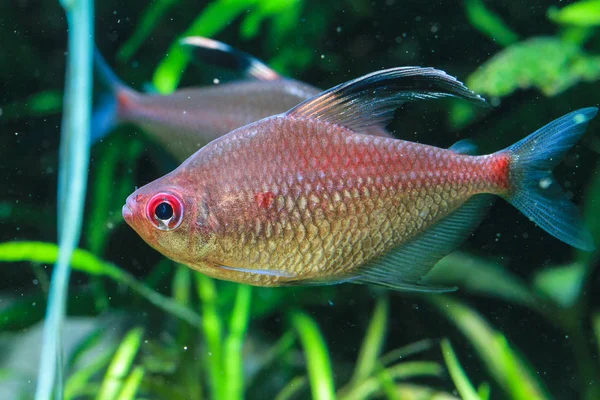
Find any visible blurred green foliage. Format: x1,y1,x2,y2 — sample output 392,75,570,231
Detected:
2,0,600,399
548,0,600,27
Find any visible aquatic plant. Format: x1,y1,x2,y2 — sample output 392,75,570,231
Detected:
2,1,600,399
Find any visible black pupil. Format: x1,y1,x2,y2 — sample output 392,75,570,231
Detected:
155,202,173,220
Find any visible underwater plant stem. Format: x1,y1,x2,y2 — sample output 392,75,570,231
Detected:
349,297,388,386
339,361,443,400
290,311,336,400
224,284,252,400
440,339,482,400
36,0,94,399
196,275,225,400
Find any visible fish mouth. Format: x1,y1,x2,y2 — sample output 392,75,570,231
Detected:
122,203,134,224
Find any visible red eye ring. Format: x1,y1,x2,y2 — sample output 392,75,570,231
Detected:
146,192,184,231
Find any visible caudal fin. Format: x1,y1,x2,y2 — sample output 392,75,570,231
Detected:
504,107,597,251
92,48,131,143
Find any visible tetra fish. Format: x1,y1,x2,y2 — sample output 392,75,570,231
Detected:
123,66,595,291
93,37,391,161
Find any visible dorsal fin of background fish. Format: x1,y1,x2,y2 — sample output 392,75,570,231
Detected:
180,36,281,81
287,66,488,133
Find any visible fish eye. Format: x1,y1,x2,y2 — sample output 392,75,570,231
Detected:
155,202,173,220
146,192,184,231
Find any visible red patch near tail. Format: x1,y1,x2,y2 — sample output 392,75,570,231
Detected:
116,89,133,115
491,153,511,190
255,192,275,209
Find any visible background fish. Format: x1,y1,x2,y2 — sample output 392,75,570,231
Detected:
122,67,596,291
94,37,393,161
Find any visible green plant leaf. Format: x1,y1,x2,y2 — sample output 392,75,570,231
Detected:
548,0,600,27
379,339,435,366
0,90,62,121
290,311,336,400
37,0,94,398
430,297,550,400
195,274,225,399
465,0,519,46
339,362,443,400
117,0,180,62
0,241,203,327
395,384,460,399
66,328,105,371
425,251,537,309
468,37,600,98
152,0,258,93
64,346,116,400
532,263,586,308
593,313,600,356
116,366,145,400
441,339,482,400
578,160,600,268
275,376,308,400
97,327,145,400
349,297,388,385
224,284,253,399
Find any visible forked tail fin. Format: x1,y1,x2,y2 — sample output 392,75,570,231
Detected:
92,48,133,143
503,107,597,251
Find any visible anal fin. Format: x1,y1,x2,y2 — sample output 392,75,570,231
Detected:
353,194,495,292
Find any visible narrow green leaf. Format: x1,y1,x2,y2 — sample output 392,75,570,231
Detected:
578,160,600,269
532,263,586,308
97,327,145,400
36,0,94,398
172,264,192,305
152,0,257,93
430,297,550,400
66,328,104,371
395,384,460,399
350,298,388,385
441,339,481,400
275,376,308,400
548,0,600,27
0,241,203,327
425,251,537,309
379,338,435,366
339,362,444,400
117,0,179,61
465,0,519,46
224,284,253,399
116,366,145,400
593,313,600,356
0,90,62,121
195,274,225,399
290,311,335,400
64,346,116,400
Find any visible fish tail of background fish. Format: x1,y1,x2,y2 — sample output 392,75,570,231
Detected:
499,107,597,251
91,48,139,143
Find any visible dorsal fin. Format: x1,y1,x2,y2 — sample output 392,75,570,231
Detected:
180,36,281,81
286,67,488,133
449,139,479,155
